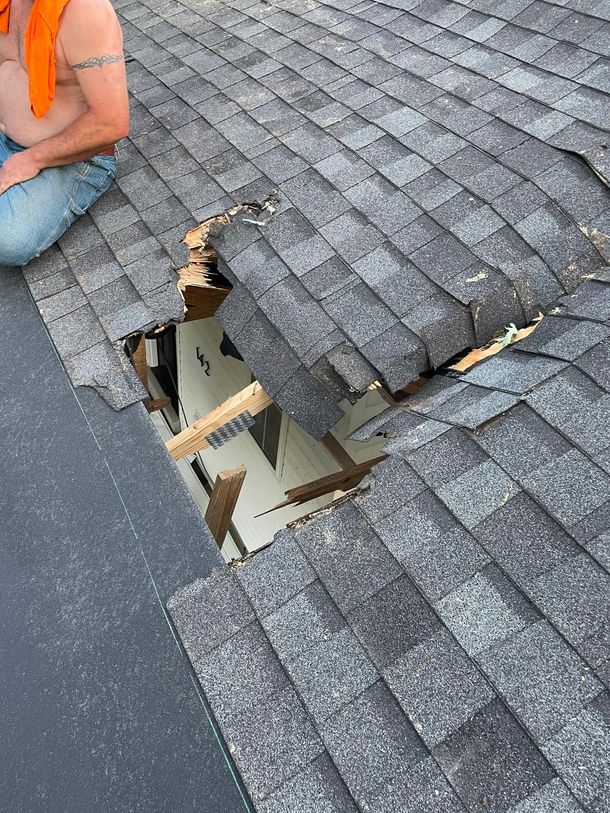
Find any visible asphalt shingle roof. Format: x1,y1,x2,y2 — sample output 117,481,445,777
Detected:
169,270,610,813
13,0,610,804
11,0,610,429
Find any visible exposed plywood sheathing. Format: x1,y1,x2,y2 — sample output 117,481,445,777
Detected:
177,198,277,323
166,381,273,460
177,227,230,323
205,466,247,548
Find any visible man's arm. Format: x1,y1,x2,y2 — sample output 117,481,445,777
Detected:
0,0,128,193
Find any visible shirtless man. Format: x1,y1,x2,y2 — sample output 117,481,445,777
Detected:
0,0,129,266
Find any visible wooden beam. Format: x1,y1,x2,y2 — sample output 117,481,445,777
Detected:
132,333,148,392
259,455,387,515
147,396,171,413
166,381,273,461
322,432,356,470
205,466,247,548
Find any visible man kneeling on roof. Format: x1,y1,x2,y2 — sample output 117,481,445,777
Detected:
0,0,128,266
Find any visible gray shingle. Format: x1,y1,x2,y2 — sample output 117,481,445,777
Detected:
478,619,603,743
348,575,440,670
257,753,358,813
259,276,337,356
543,693,610,813
235,529,316,617
353,243,437,315
407,427,488,488
433,698,555,813
520,448,610,528
285,625,378,723
425,384,519,429
436,563,538,656
385,627,495,748
322,282,397,346
403,294,475,368
507,779,584,813
224,686,324,802
360,322,429,392
474,491,580,587
344,173,421,236
295,502,402,614
375,488,458,564
474,403,572,479
319,209,385,263
167,568,254,662
261,580,344,664
193,621,287,723
436,459,521,530
315,148,376,192
46,304,107,359
462,352,568,394
321,681,426,810
356,456,426,524
576,339,610,392
527,553,610,666
525,368,610,457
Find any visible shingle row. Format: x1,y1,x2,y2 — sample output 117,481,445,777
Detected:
103,0,610,430
169,276,610,813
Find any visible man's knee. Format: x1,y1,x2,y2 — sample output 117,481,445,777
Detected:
0,232,40,267
0,229,36,266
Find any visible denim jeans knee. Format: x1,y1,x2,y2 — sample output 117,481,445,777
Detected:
0,135,116,267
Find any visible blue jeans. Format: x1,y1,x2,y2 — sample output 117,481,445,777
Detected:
0,131,116,267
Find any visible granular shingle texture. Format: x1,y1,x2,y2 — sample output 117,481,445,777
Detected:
27,0,610,428
170,272,610,813
89,0,610,806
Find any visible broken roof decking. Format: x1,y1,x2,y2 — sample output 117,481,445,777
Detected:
24,0,610,425
21,222,185,411
108,0,610,434
168,272,610,813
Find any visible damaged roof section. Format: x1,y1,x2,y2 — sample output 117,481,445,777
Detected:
169,270,610,813
21,218,185,409
19,0,610,423
108,0,610,436
20,0,610,422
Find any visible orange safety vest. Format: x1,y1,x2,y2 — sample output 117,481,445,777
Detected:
0,0,71,119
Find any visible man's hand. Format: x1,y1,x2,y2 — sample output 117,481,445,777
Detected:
0,151,42,195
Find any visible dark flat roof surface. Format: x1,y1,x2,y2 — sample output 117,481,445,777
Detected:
0,267,252,812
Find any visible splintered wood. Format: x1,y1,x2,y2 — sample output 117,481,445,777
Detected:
259,455,387,515
177,214,233,322
449,313,544,373
177,198,277,321
166,381,273,460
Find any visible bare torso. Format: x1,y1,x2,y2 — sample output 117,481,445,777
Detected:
0,0,88,146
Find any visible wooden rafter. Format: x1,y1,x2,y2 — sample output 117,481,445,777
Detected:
322,432,356,470
166,381,273,461
205,466,247,548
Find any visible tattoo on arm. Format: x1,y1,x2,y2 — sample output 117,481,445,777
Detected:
72,54,125,70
